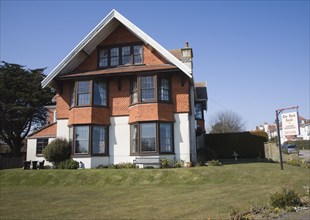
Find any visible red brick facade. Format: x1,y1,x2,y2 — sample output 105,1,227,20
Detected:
55,24,192,126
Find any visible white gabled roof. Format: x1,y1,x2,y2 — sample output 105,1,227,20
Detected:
42,9,192,88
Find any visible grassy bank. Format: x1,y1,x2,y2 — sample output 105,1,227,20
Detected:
1,162,309,219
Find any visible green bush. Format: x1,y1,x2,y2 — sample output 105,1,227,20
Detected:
286,156,310,168
57,159,79,169
269,188,301,209
108,162,137,169
207,160,222,166
160,158,173,168
42,138,72,166
174,160,185,168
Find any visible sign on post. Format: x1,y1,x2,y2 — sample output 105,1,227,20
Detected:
281,111,299,136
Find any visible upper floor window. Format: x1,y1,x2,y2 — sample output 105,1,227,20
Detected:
71,80,107,107
131,76,170,104
194,102,203,120
98,45,143,68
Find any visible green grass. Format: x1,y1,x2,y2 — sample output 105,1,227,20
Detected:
1,162,309,219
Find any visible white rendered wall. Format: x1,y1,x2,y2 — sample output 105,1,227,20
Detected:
110,116,136,164
26,138,55,166
56,119,69,140
174,113,191,162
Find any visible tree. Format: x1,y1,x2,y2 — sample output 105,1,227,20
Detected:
0,62,54,156
209,110,245,133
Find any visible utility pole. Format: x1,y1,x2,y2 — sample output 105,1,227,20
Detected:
275,106,299,170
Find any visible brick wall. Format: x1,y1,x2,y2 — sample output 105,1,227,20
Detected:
56,82,70,119
109,77,130,116
68,107,110,125
73,24,167,73
128,103,174,123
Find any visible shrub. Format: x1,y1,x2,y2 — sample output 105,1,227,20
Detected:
57,159,79,169
286,156,310,168
174,160,185,168
269,188,301,209
207,160,221,166
160,158,173,168
107,162,137,169
43,138,71,166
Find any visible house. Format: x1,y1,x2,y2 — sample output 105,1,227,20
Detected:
256,116,310,143
26,10,207,168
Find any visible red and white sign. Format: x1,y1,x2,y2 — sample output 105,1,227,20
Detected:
282,112,299,136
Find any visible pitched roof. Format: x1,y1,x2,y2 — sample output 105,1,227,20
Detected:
28,123,57,139
42,9,192,88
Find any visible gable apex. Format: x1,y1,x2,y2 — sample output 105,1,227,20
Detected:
42,9,192,88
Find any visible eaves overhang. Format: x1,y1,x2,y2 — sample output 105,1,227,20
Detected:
42,9,192,88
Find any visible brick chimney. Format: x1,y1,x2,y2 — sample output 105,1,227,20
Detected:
181,42,193,71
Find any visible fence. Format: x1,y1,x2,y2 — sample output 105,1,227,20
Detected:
264,142,290,162
0,155,24,169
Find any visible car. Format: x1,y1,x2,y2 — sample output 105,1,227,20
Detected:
282,144,298,154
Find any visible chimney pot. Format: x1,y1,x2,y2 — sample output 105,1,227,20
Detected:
185,42,189,48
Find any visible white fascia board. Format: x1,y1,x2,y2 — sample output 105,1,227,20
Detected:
42,9,192,88
42,10,117,88
113,10,192,78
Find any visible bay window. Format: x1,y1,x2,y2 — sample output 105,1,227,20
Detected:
71,80,107,107
130,122,174,155
71,125,108,156
141,76,155,102
131,76,171,104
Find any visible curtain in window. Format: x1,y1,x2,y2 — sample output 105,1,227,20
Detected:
133,45,143,64
141,123,156,152
94,81,107,106
75,126,89,154
160,123,172,153
158,78,170,101
77,81,90,105
92,126,106,154
141,76,155,102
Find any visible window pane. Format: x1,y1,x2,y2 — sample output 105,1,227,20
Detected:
133,45,142,64
158,78,170,101
36,138,48,154
122,46,131,65
195,103,203,119
141,76,155,102
92,126,106,154
70,83,75,107
94,81,107,106
131,79,138,104
160,123,172,153
130,124,139,154
77,81,90,105
75,126,89,154
99,49,108,67
141,123,156,152
110,47,119,66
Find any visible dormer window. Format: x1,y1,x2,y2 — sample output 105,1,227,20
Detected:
98,44,143,68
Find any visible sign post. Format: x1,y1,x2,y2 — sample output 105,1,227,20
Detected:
275,106,299,171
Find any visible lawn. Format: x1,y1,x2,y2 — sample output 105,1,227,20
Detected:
0,162,309,219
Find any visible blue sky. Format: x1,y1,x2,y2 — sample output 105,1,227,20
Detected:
1,0,309,131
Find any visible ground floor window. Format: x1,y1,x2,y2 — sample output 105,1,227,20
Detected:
36,138,48,155
130,122,174,155
70,125,108,156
